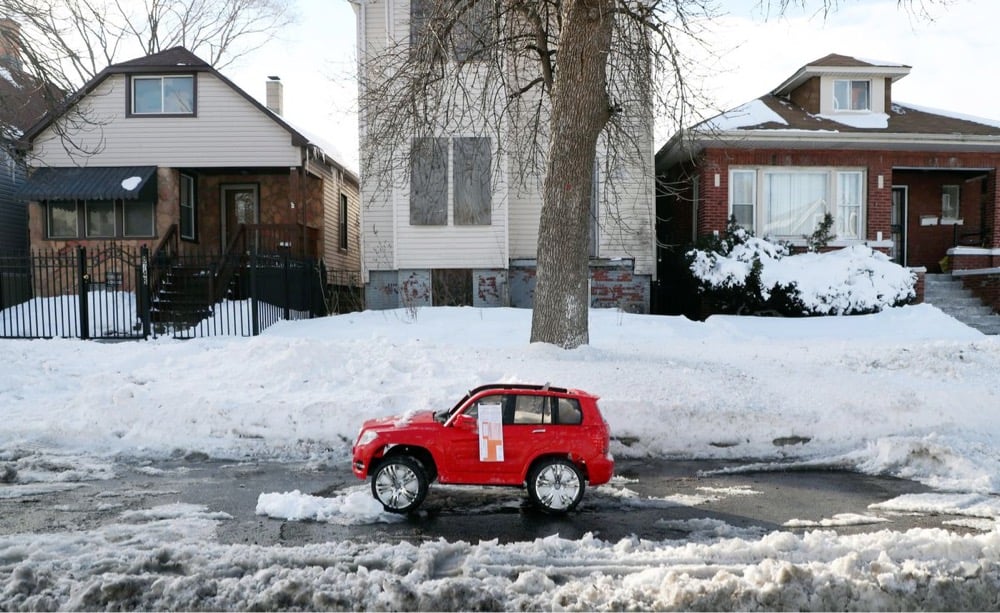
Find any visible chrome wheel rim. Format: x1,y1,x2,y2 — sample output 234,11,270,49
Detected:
534,463,581,511
374,463,420,510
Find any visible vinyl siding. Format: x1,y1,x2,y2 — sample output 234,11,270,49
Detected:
33,73,302,168
393,144,509,269
359,0,654,278
321,167,362,275
0,148,27,252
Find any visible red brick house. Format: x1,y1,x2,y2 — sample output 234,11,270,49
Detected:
655,54,1000,314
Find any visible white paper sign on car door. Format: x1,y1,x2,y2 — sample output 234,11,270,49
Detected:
478,402,504,462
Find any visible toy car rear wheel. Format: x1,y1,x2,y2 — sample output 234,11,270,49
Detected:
528,458,584,513
371,455,428,513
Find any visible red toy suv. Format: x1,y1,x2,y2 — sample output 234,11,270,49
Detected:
352,383,614,514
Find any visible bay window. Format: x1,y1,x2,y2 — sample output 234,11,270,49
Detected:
729,167,865,240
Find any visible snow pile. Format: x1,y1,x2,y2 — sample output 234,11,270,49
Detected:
763,245,916,314
2,507,1000,610
256,486,403,525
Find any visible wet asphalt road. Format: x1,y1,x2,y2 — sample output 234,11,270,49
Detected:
1,455,961,546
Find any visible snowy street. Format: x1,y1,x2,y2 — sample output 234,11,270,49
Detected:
2,305,1000,609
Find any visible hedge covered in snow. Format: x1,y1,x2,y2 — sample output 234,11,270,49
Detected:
687,223,916,316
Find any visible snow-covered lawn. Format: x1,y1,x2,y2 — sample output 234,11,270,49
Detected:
2,305,1000,609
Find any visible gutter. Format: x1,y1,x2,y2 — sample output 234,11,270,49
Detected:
658,129,1000,168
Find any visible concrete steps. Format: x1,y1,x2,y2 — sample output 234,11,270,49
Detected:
924,274,1000,335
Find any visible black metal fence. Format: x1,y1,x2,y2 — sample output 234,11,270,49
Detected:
0,244,328,340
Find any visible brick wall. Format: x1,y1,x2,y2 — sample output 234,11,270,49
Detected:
688,148,1000,270
590,261,650,312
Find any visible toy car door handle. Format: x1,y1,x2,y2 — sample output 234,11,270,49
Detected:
532,428,546,433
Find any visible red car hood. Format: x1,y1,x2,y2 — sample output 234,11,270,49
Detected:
361,409,438,431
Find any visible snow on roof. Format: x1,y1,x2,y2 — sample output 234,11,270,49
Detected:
120,176,142,191
849,55,908,68
895,102,1000,130
702,99,788,131
816,112,890,129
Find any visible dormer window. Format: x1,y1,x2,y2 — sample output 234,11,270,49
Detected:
130,75,195,115
833,79,870,111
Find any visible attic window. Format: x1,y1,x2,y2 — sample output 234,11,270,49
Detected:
130,75,195,115
833,79,870,111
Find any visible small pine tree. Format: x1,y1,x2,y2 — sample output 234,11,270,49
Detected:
805,213,836,252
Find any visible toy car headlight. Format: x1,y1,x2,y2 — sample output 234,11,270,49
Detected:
357,430,378,446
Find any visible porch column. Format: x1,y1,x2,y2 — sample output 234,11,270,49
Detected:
989,170,1000,259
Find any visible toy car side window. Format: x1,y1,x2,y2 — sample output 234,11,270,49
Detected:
469,394,505,420
512,394,547,424
555,398,582,425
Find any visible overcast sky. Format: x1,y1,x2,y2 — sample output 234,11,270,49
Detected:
225,0,1000,170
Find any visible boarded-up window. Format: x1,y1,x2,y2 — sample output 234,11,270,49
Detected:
410,137,448,225
453,0,493,62
453,137,491,225
412,0,491,62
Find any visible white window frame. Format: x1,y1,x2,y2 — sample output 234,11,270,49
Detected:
729,167,866,242
131,75,194,115
836,171,864,239
728,169,756,230
833,79,871,112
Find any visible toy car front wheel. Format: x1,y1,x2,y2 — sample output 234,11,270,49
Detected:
371,455,428,513
528,458,584,513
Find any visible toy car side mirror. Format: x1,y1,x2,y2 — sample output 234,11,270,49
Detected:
454,414,477,430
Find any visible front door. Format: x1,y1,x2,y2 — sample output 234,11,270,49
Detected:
891,186,907,266
221,184,258,252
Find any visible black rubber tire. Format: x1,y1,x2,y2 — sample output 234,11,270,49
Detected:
371,455,428,513
527,458,585,513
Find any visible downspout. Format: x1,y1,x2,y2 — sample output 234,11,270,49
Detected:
301,146,309,258
350,0,370,283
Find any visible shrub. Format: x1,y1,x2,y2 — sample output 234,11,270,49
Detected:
686,218,916,317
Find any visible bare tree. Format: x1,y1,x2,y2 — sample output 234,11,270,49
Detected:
359,0,714,348
359,0,940,349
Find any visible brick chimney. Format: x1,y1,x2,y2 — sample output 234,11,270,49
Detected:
265,76,283,116
0,17,23,70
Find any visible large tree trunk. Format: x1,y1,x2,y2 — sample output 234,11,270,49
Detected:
529,0,614,348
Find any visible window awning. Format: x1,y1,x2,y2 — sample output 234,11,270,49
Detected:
16,166,157,201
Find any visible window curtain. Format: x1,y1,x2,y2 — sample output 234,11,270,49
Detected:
763,173,827,237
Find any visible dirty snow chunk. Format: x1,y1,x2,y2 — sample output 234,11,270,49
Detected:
256,487,404,525
783,513,891,528
871,493,1000,519
120,176,142,191
0,483,87,499
120,502,232,522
